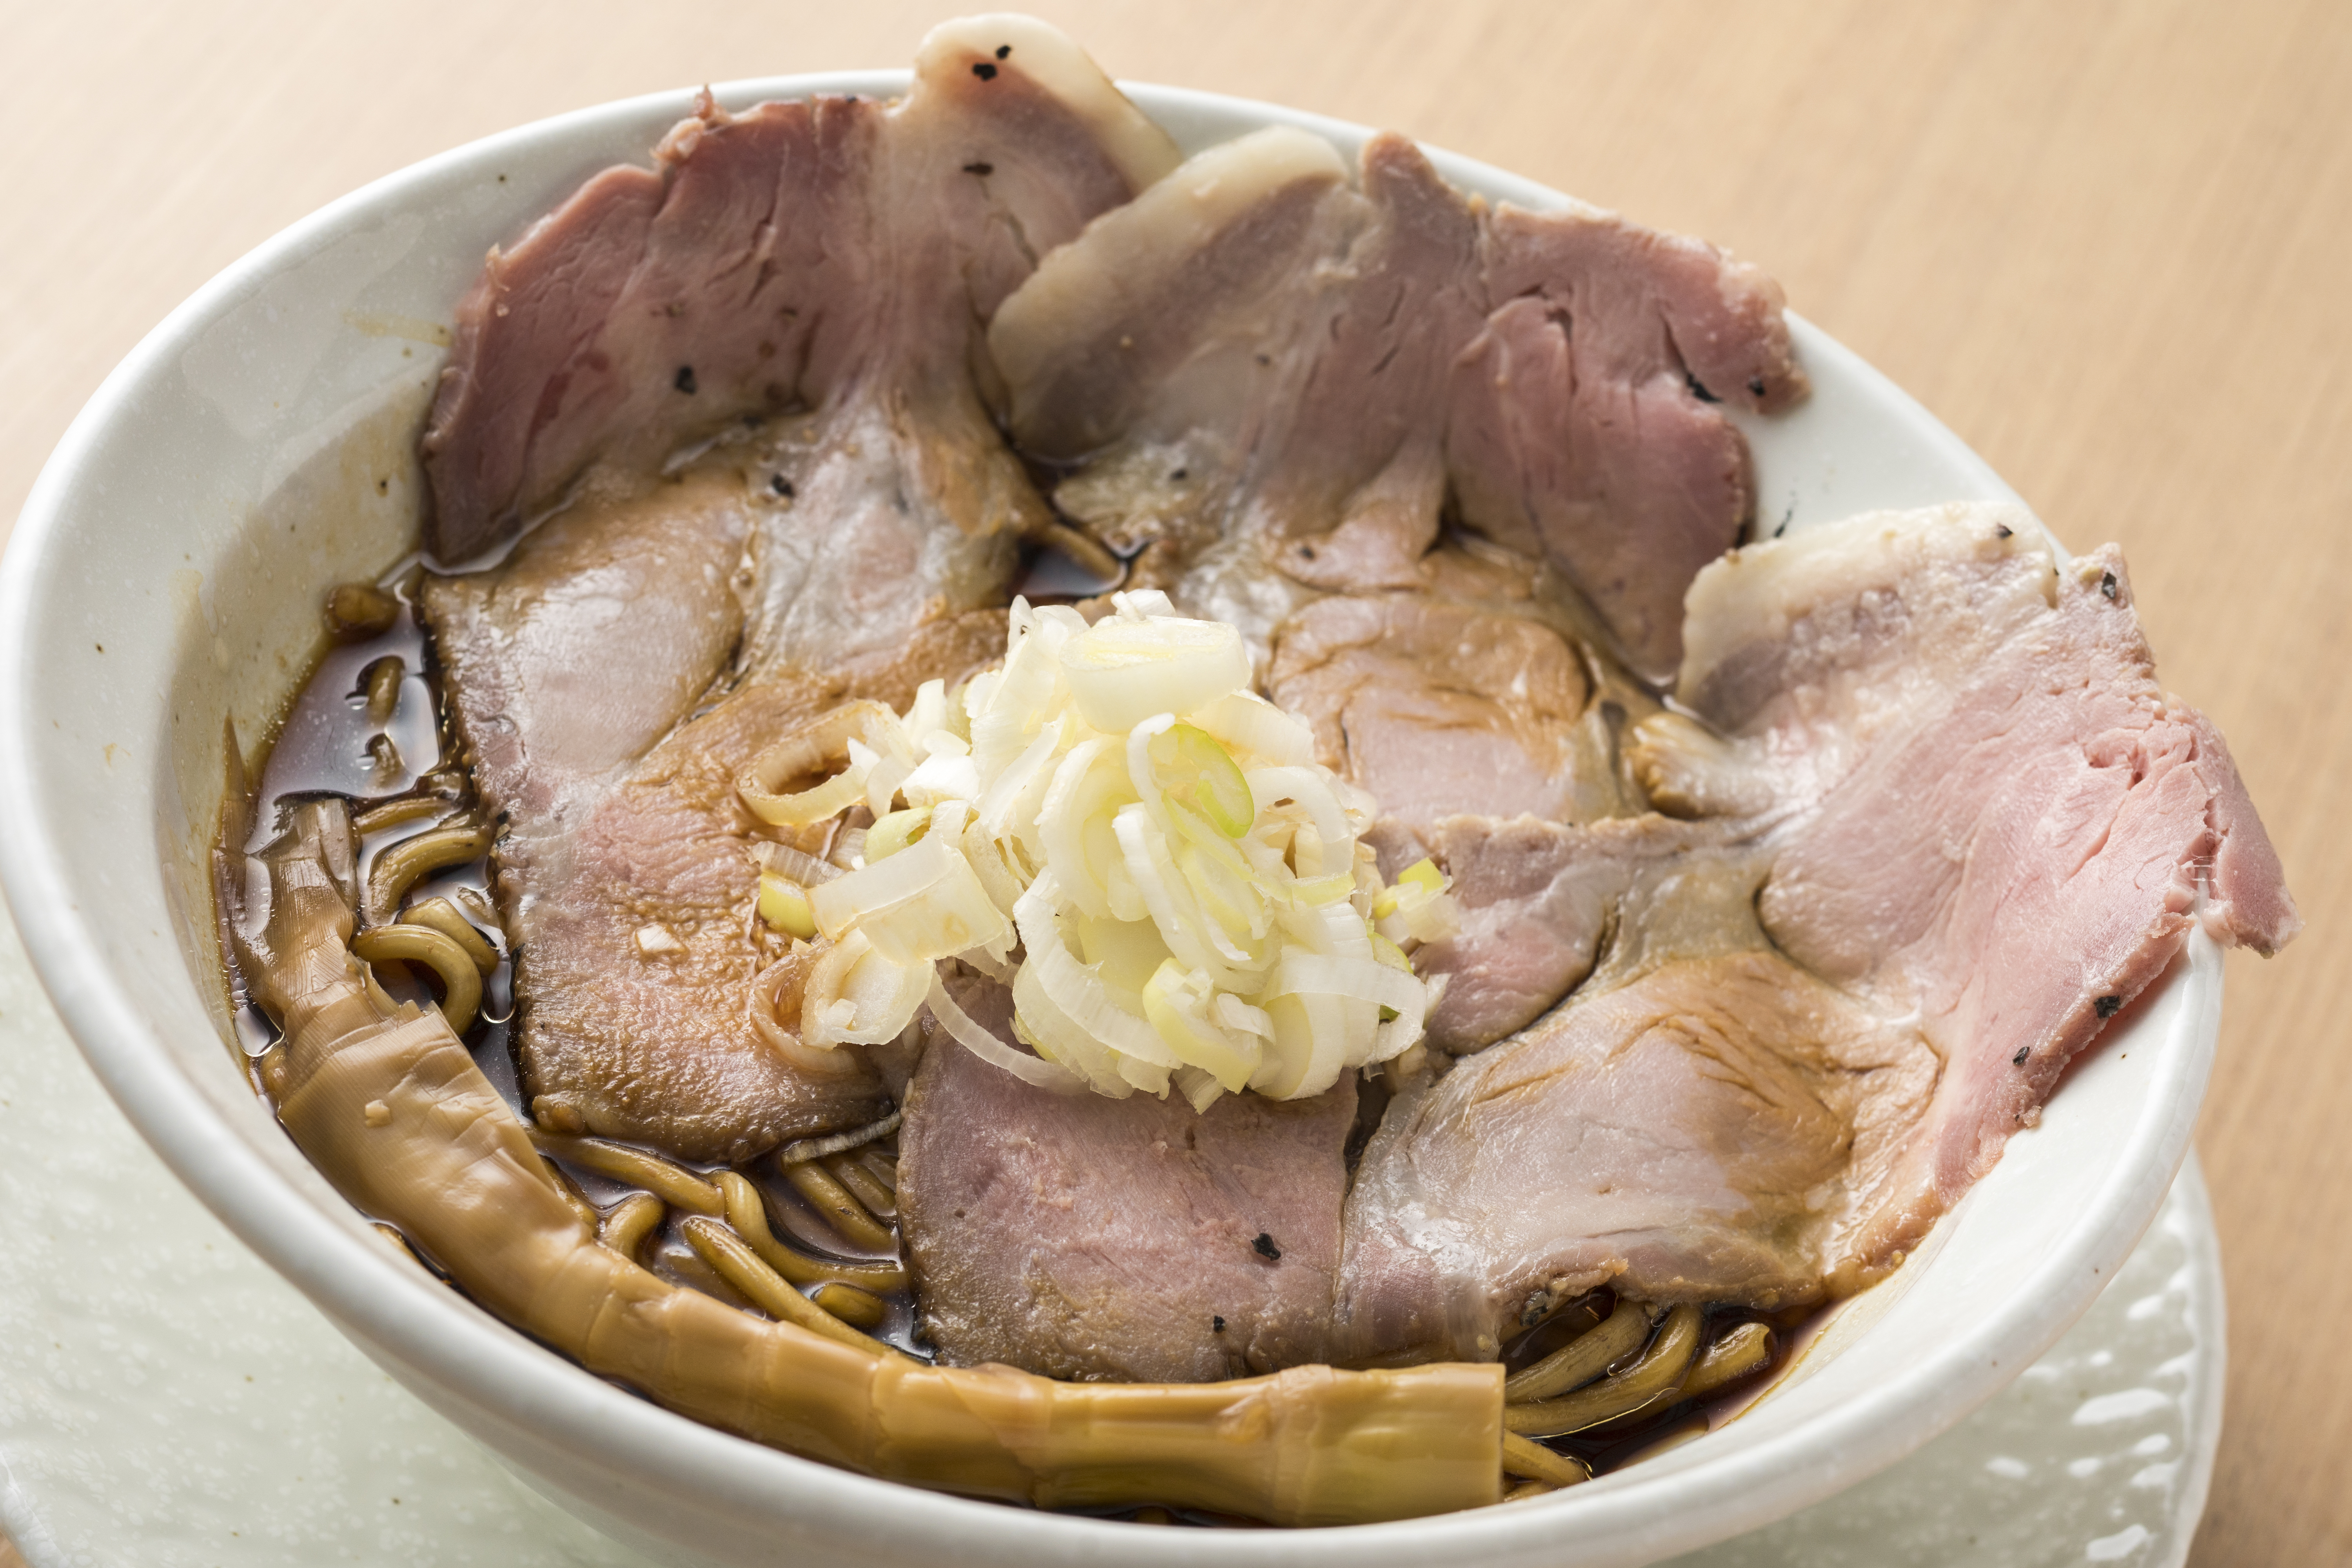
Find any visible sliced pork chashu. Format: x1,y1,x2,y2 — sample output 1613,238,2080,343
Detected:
421,19,1180,1160
1340,949,1933,1363
879,114,1809,1376
423,16,1177,563
1267,583,1690,1053
424,472,867,1159
1335,503,2296,1362
1674,503,2298,1267
1270,592,1606,832
989,125,1805,677
897,979,1357,1381
1400,813,1728,1054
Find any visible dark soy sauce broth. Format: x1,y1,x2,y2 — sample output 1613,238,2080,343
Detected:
1013,536,1126,603
1497,1290,1816,1479
248,581,442,828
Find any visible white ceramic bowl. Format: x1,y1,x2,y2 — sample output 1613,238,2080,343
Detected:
0,72,2217,1568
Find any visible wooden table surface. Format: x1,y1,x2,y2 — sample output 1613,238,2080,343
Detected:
2,3,2343,1563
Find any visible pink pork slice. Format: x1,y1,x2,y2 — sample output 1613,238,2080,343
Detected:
1679,504,2299,1268
1267,581,1695,1054
990,126,1804,677
421,18,1179,1161
423,16,1177,564
1338,947,1935,1362
1334,502,2295,1358
1269,592,1597,832
897,979,1359,1382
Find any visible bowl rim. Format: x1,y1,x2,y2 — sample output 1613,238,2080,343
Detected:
0,67,2215,1567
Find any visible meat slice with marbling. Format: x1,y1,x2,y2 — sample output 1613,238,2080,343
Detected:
897,979,1358,1381
990,125,1803,675
1339,936,1935,1363
424,16,1177,564
1267,583,1687,1052
422,471,878,1161
426,449,1018,1160
1401,813,1725,1055
1269,593,1598,832
1675,503,2298,1267
1445,205,1803,674
1335,503,2294,1358
422,19,1176,1160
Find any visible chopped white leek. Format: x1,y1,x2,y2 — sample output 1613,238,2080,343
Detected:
802,930,931,1047
737,591,1457,1103
756,872,818,940
739,701,900,827
927,973,1085,1094
1062,612,1250,733
1191,690,1316,768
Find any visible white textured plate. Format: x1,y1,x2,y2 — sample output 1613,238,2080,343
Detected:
0,69,2224,1567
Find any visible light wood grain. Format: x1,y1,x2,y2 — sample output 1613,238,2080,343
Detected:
2,3,2342,1563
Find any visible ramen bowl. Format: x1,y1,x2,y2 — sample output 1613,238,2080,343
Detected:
0,71,2219,1568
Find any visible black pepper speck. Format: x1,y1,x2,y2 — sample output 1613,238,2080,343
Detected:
1996,524,2014,539
1747,375,1768,397
962,161,994,176
2095,994,2122,1018
2100,571,2118,600
972,61,998,80
2013,1045,2030,1065
1252,1233,1281,1261
1212,1315,1226,1333
995,43,1012,59
770,475,794,498
1684,372,1719,404
674,365,697,395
